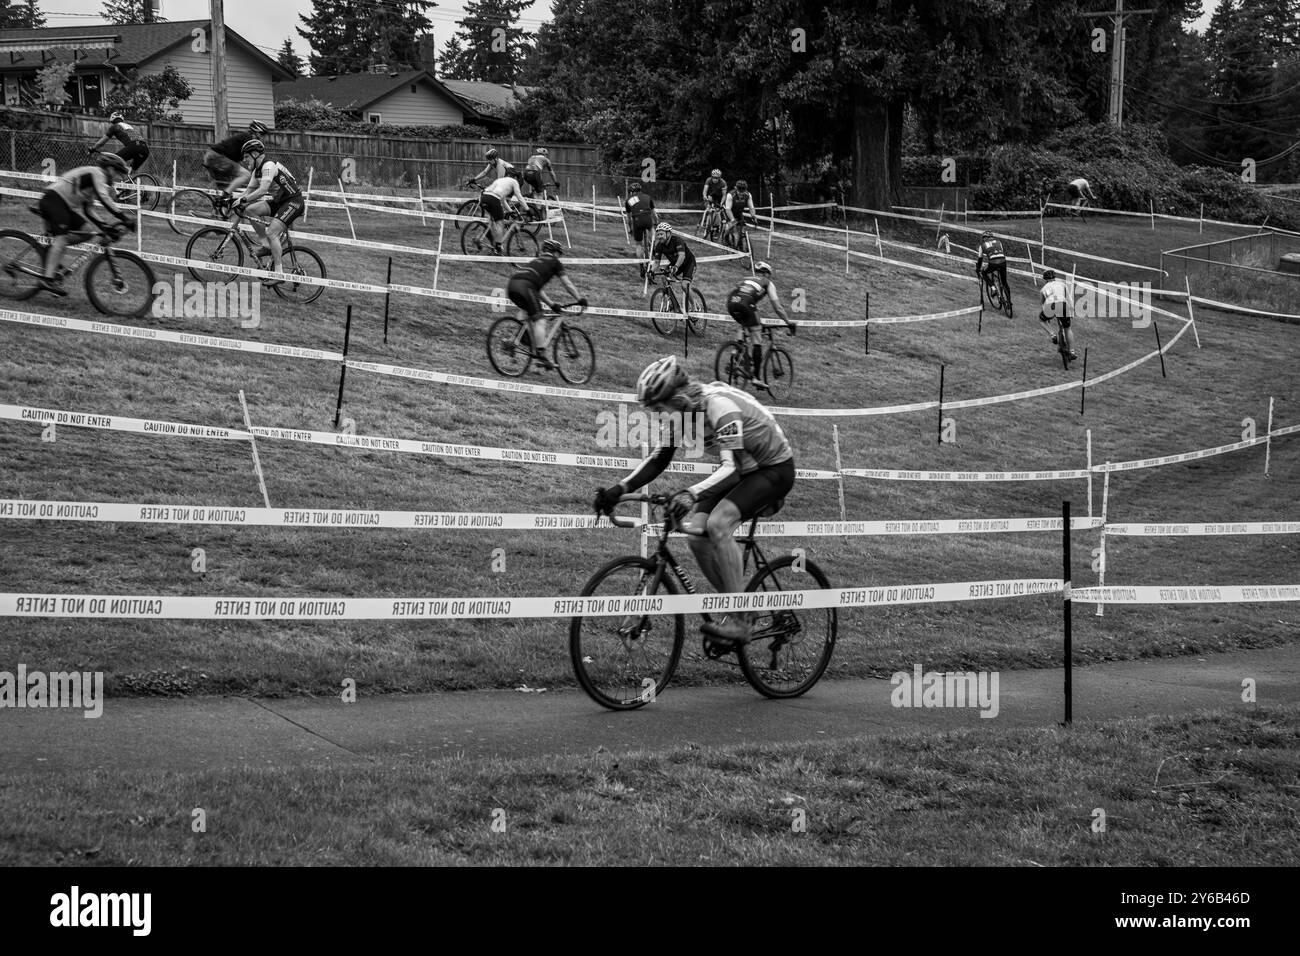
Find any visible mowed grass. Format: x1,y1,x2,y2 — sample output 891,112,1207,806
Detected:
0,192,1297,698
2,705,1295,866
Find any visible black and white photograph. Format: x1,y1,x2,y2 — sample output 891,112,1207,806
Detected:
0,0,1296,907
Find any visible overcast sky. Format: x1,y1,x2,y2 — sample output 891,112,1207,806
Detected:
35,0,1221,68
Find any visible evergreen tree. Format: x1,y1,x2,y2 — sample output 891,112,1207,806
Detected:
440,0,532,82
298,0,436,75
0,0,45,28
101,0,161,24
277,39,305,77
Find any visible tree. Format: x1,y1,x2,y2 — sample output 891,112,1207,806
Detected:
298,0,436,75
104,65,193,122
0,0,45,28
439,0,532,82
1204,0,1285,172
101,0,162,24
277,39,305,77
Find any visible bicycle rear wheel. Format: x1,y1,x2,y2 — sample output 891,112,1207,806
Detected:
738,554,837,698
486,316,534,377
456,198,482,220
0,230,46,301
185,226,244,283
84,250,156,318
133,173,161,213
763,346,795,403
649,288,680,337
1000,277,1014,318
569,556,685,710
685,288,708,335
272,246,326,304
169,189,219,236
714,340,747,386
553,325,595,384
461,221,492,256
507,227,538,259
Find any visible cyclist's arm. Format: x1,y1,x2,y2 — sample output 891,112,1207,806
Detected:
724,193,735,221
89,131,111,152
239,166,274,205
617,444,678,493
672,247,689,272
766,282,791,324
470,163,492,185
546,275,580,305
689,449,738,499
87,169,131,221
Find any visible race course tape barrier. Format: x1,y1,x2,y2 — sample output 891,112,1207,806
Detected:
1072,585,1300,604
0,578,1066,620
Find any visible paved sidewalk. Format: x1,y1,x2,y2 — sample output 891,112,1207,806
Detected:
3,646,1297,773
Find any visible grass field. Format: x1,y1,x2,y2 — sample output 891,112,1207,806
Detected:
2,705,1295,865
1,187,1297,699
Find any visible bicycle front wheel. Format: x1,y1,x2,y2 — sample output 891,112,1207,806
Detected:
455,198,482,220
273,246,326,304
486,316,533,377
553,325,595,384
738,555,837,699
169,189,218,236
84,250,157,318
569,556,685,710
714,340,746,387
0,230,46,301
763,346,795,403
649,288,680,337
186,226,243,283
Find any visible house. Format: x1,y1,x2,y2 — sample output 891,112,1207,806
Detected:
0,20,292,126
274,69,506,132
438,79,533,117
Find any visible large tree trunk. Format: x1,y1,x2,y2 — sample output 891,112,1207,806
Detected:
852,91,893,211
887,97,905,206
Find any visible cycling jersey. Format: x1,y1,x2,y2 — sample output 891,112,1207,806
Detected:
653,233,695,276
526,153,552,172
485,176,525,203
107,120,145,145
210,132,254,162
726,189,752,213
248,157,300,205
625,193,655,222
732,275,772,307
511,254,565,288
48,165,130,222
1069,178,1090,191
703,176,726,200
1040,279,1070,320
977,238,1005,265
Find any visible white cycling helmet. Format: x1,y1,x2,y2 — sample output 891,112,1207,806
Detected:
536,146,548,155
710,169,721,178
636,355,688,406
655,221,673,234
754,261,772,275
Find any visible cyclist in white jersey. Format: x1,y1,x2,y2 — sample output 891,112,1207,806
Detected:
1038,269,1078,360
594,355,797,644
481,175,529,255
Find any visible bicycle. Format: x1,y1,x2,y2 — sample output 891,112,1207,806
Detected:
698,201,723,243
184,209,326,304
486,299,595,384
570,493,837,710
91,149,161,213
461,204,540,258
714,324,796,402
0,215,156,317
980,265,1014,319
167,186,233,237
721,216,752,253
1043,309,1077,370
647,267,707,337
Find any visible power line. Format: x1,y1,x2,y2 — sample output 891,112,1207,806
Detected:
1124,81,1300,139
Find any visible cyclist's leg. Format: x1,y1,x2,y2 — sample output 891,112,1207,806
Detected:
508,277,547,355
266,198,303,275
37,192,82,287
122,142,148,174
996,262,1010,303
681,471,742,591
1060,309,1076,353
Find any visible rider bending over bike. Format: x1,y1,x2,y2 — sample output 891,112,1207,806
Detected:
1039,269,1078,361
233,139,304,284
594,355,797,646
89,111,149,174
35,152,135,297
624,182,657,276
650,222,698,301
506,238,586,365
975,230,1008,305
480,175,530,256
726,261,796,392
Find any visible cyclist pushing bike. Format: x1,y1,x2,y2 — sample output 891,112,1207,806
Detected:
233,139,303,283
975,230,1009,307
650,222,698,302
726,261,796,392
594,355,797,647
507,238,587,366
89,111,149,174
1039,269,1079,362
624,182,657,275
34,152,135,297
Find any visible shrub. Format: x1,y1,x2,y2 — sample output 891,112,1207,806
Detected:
274,97,494,140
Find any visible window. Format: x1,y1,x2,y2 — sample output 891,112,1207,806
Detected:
368,112,382,124
410,85,417,93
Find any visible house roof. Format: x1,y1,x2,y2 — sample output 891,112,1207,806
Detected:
439,79,532,113
0,20,293,79
275,69,490,124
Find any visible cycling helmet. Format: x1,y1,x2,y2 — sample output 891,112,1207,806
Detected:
541,238,563,255
95,152,130,175
1042,269,1056,282
981,230,993,239
241,139,264,156
536,146,548,155
735,179,747,190
248,121,269,135
710,169,721,178
636,355,688,406
485,148,498,160
655,221,673,234
108,111,125,123
754,261,772,275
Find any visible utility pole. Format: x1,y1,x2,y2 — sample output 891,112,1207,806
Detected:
1078,1,1155,127
210,0,229,138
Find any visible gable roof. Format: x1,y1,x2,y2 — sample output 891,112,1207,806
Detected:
438,79,532,114
275,69,490,123
0,20,293,80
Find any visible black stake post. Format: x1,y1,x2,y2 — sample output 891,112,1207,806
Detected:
936,364,945,445
382,257,392,344
863,291,870,354
977,307,983,336
1079,347,1088,415
334,304,353,429
1153,320,1167,378
1062,499,1073,726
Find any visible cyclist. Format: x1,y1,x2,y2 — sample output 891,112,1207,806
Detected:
506,239,586,366
89,111,149,174
1068,176,1098,214
233,139,303,283
523,146,556,202
724,179,757,250
203,120,270,206
34,152,135,297
702,168,727,207
1038,269,1078,361
480,174,530,256
593,355,797,645
650,222,697,297
624,182,657,275
469,147,514,189
975,230,1009,306
726,262,796,392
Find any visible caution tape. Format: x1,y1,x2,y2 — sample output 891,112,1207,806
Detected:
1105,521,1300,536
1096,435,1268,473
0,578,1066,620
0,403,250,440
839,467,1090,482
1072,584,1300,604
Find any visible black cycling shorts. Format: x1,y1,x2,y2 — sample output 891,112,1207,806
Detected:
269,195,304,228
507,276,542,319
669,257,697,282
694,459,796,522
630,217,654,242
38,191,85,237
118,142,149,173
523,168,545,191
481,192,506,222
980,260,1007,284
1068,183,1084,200
727,294,760,329
1040,305,1071,329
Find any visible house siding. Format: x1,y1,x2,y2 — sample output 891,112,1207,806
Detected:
367,83,463,126
146,38,276,127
